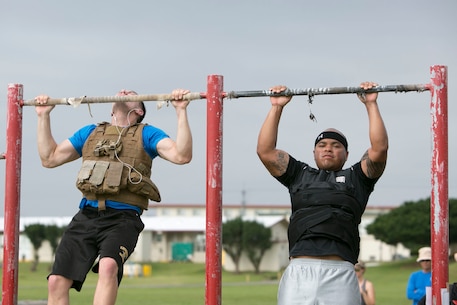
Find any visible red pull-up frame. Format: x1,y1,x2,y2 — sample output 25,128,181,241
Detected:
2,65,448,305
429,65,449,304
2,84,23,305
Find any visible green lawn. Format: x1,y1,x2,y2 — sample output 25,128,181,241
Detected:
4,260,457,305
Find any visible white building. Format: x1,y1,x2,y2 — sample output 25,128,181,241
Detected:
0,203,410,272
145,203,410,264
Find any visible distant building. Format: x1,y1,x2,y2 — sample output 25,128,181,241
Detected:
145,203,410,263
0,203,410,272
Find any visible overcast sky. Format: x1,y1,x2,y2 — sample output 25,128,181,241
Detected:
1,0,456,217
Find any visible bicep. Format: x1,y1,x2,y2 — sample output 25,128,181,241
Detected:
365,282,376,305
51,139,80,167
156,138,178,163
366,281,375,295
259,149,289,177
361,149,387,179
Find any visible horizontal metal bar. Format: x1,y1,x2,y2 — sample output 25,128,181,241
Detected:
21,84,431,107
22,92,206,107
226,84,431,99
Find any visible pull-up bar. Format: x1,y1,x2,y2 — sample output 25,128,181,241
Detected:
20,83,431,107
2,65,448,305
226,84,431,98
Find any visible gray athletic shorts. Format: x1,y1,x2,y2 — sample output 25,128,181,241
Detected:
277,258,360,305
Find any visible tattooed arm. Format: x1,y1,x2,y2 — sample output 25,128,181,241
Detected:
257,85,293,177
358,82,389,179
361,150,387,179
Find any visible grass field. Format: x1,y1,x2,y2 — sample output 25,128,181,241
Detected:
4,259,457,304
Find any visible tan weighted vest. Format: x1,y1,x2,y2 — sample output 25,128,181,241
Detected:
76,122,161,211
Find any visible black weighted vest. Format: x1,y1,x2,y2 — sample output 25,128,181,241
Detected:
287,166,364,257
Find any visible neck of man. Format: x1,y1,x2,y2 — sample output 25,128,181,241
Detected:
111,101,141,127
111,112,135,127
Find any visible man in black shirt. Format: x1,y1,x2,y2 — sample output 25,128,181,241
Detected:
257,81,388,305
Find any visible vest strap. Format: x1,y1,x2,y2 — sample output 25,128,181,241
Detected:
83,189,148,210
98,196,106,211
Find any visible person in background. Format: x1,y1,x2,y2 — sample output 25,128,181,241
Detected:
35,88,193,305
355,261,376,305
257,81,388,305
406,246,432,305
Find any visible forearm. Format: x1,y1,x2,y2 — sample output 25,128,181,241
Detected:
257,105,283,154
361,290,375,305
407,282,423,300
175,108,192,163
366,102,388,158
36,113,58,167
257,105,290,177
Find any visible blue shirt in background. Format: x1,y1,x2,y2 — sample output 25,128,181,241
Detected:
406,270,432,305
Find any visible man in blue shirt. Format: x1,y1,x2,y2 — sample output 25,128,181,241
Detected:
407,246,432,305
35,88,193,305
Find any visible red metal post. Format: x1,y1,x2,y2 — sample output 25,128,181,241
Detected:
3,84,23,305
205,75,223,305
429,65,448,305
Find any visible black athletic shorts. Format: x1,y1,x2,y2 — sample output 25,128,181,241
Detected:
49,206,144,291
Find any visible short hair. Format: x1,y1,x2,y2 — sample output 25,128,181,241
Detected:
355,260,366,269
137,102,146,123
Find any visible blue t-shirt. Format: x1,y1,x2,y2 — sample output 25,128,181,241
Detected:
406,270,432,305
68,124,169,213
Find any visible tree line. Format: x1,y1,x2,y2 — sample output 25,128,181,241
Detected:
23,223,66,271
366,197,457,255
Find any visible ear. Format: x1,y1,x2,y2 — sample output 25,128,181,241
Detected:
135,109,144,116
